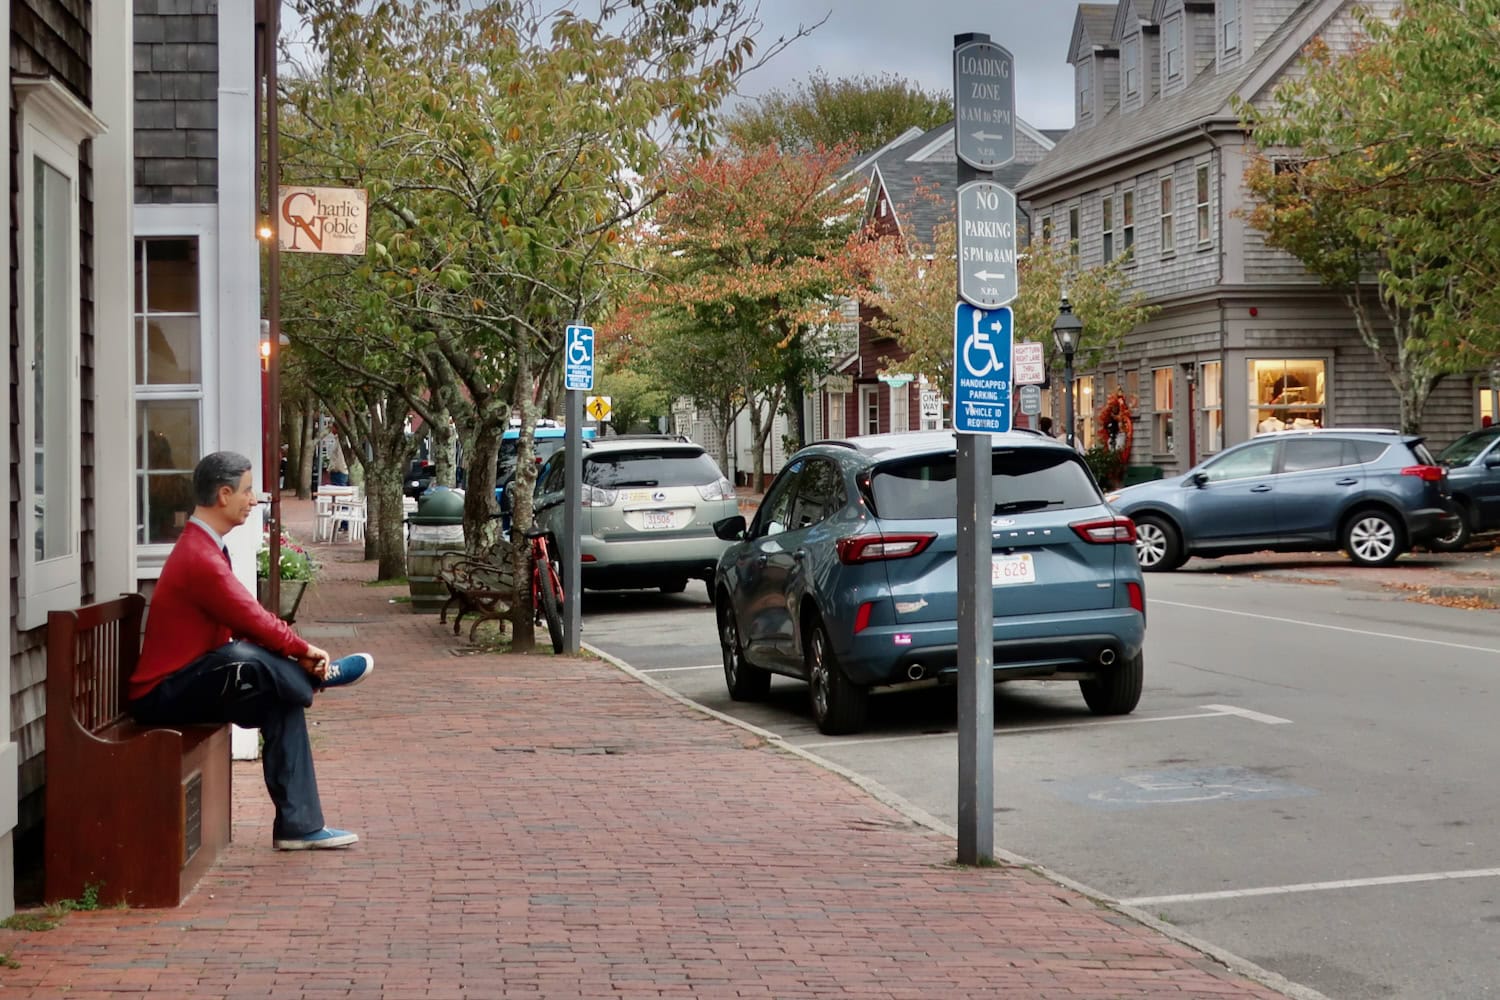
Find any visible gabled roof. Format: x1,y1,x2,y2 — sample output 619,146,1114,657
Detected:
1071,3,1123,62
1114,0,1156,38
1019,0,1335,195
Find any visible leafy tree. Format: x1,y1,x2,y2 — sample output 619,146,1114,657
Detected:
595,366,668,434
1239,3,1500,432
862,202,1153,400
628,143,866,486
727,70,951,152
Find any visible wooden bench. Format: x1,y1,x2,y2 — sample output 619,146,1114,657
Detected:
437,542,519,641
44,595,232,908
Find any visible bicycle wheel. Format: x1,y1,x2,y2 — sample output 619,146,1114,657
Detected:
537,560,564,654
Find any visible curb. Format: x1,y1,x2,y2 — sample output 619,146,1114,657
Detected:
584,641,1333,1000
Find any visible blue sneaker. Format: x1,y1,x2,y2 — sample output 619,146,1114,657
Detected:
273,827,359,851
323,653,372,689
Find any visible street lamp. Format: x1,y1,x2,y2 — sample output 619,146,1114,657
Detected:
1052,296,1082,448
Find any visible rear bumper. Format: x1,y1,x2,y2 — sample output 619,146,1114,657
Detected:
838,609,1146,687
1406,505,1460,543
579,534,729,589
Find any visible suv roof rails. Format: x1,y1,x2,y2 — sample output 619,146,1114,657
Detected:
808,439,861,450
589,433,695,444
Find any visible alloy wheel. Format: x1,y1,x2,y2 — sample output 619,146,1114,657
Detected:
720,613,741,688
1134,522,1168,568
809,630,831,720
1349,515,1397,563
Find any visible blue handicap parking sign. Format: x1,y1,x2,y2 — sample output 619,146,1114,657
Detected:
951,304,1012,434
565,325,594,391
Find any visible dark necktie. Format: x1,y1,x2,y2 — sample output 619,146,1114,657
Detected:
221,545,232,567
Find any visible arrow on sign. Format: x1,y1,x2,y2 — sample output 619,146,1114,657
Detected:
973,270,1009,281
971,130,1009,142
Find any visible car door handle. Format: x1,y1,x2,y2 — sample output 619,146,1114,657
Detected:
793,548,808,561
1250,484,1272,493
1335,478,1358,486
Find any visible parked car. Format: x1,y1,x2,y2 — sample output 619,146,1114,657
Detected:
710,430,1146,736
1432,425,1500,550
533,436,739,593
403,460,436,499
1106,428,1457,571
496,424,595,530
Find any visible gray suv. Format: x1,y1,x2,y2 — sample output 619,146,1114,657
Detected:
1106,429,1457,570
533,437,739,593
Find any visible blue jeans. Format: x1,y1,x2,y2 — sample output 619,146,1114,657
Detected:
330,471,350,486
130,640,325,839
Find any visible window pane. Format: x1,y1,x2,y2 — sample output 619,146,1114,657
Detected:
1281,438,1346,473
1252,359,1326,433
1202,361,1223,406
143,237,200,312
1204,442,1277,481
35,159,72,561
139,315,202,384
138,400,201,545
136,237,202,384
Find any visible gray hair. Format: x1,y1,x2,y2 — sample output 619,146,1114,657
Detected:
193,451,253,507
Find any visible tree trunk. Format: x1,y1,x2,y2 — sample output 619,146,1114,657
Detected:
747,395,767,492
297,401,316,498
430,408,458,488
367,456,406,579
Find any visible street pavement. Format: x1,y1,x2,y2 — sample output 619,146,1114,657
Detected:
0,494,1313,999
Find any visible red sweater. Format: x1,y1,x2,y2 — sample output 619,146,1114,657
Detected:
132,521,310,700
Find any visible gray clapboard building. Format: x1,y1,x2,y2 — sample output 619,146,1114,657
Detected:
1018,0,1478,473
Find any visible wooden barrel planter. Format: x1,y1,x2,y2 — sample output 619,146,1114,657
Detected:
407,523,466,614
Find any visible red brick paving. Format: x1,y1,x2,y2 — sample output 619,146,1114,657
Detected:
0,497,1298,999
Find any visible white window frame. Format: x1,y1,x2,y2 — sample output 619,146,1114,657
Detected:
1159,174,1176,255
1078,59,1092,119
1200,361,1224,454
1102,195,1115,264
1122,189,1135,257
859,384,880,435
1165,15,1183,80
16,79,105,630
1123,37,1139,97
1196,163,1213,245
1152,367,1175,454
1041,215,1054,248
826,391,846,440
1068,206,1080,261
1222,0,1240,53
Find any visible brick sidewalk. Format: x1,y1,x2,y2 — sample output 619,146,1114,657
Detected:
0,497,1304,999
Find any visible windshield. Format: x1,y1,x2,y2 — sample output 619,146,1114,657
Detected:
869,448,1101,519
584,449,724,488
1439,429,1499,467
498,438,565,474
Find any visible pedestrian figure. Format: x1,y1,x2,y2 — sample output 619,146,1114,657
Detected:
129,451,373,850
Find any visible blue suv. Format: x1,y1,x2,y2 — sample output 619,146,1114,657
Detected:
1107,429,1456,570
711,431,1146,735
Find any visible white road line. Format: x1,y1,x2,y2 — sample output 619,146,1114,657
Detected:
1155,599,1500,655
638,664,720,674
1202,704,1293,725
799,710,1231,750
1121,866,1500,907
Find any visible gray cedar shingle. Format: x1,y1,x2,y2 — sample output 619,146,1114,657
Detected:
1019,1,1317,193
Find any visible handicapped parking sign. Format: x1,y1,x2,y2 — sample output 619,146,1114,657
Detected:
565,324,594,391
951,303,1012,433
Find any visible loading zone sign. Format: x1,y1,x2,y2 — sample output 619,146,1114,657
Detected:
952,303,1013,434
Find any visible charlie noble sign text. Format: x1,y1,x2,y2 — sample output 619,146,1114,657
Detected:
278,185,368,256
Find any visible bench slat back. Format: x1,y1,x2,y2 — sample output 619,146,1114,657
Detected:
47,595,145,733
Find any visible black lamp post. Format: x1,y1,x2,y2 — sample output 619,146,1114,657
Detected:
1052,296,1082,448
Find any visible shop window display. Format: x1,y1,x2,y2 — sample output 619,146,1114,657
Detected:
1251,359,1325,434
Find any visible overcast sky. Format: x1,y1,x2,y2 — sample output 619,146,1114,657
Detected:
737,1,1080,131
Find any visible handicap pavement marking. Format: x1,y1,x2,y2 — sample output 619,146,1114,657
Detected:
1049,765,1315,812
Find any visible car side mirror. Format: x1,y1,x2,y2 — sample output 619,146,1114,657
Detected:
1190,471,1210,488
714,514,747,541
1485,455,1500,469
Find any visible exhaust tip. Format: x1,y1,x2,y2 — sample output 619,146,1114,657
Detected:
1099,648,1117,666
907,663,926,681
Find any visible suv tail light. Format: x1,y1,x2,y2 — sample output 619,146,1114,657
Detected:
697,478,736,501
1401,465,1445,483
1071,516,1138,544
836,533,935,564
582,483,617,507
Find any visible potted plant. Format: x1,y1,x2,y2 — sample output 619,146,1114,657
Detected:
257,530,317,623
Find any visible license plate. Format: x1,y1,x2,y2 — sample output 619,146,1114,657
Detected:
991,552,1036,586
644,510,674,530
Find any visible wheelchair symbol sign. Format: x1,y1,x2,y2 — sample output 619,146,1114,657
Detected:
951,303,1012,434
565,325,594,391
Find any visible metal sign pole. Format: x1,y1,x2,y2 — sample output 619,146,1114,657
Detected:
563,388,582,655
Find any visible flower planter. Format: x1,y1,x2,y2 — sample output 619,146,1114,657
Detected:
257,578,310,623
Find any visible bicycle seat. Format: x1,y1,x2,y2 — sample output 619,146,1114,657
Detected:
524,527,548,540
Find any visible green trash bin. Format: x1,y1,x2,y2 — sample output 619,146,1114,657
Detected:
406,488,466,614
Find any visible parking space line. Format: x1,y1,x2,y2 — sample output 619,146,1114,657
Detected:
1155,599,1500,655
1120,866,1500,907
638,664,720,674
799,709,1233,750
1202,704,1293,725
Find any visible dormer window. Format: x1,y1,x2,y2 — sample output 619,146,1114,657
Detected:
1222,0,1240,53
1165,15,1182,80
1078,59,1093,118
1123,38,1139,97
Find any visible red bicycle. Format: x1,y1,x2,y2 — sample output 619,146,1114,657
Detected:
526,527,565,653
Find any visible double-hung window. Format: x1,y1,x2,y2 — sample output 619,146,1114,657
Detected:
1102,196,1115,264
1152,368,1175,454
1068,207,1080,262
1222,0,1240,53
1200,361,1223,453
1159,175,1176,254
1078,59,1092,119
16,78,105,630
1196,164,1213,245
1122,190,1135,256
1165,15,1182,80
1123,38,1139,97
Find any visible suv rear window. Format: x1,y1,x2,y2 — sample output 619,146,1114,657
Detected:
585,448,723,488
869,448,1102,519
